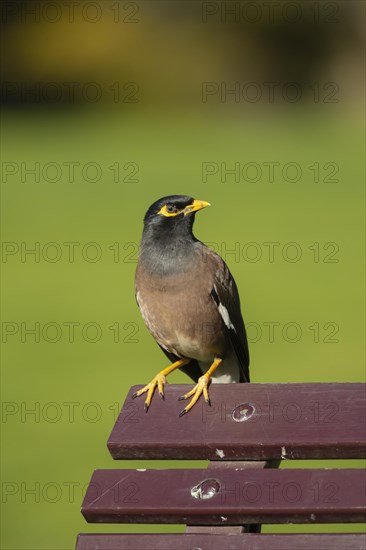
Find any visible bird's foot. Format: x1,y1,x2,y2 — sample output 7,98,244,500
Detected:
178,375,211,417
132,358,191,413
132,373,167,413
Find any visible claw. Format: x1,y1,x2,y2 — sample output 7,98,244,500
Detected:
177,358,222,417
132,358,191,413
132,375,166,412
178,376,210,417
178,386,197,401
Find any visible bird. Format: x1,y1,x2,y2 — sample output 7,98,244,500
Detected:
133,195,250,416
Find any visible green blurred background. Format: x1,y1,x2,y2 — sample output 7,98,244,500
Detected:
1,1,365,548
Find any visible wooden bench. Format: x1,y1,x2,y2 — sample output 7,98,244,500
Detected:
76,383,366,549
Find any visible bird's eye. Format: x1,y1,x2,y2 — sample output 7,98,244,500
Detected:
166,204,177,213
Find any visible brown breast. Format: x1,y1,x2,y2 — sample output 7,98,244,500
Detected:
135,258,228,361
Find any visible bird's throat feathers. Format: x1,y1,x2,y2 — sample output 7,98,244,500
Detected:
139,224,197,276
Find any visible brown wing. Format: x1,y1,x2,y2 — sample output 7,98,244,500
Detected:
203,244,250,383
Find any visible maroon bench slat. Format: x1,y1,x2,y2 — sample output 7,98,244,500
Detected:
108,383,366,460
81,468,366,524
76,533,366,550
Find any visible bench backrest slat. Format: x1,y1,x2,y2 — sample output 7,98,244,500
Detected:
108,383,366,460
76,533,366,550
81,468,366,525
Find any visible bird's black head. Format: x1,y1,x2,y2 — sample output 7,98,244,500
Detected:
143,195,210,237
139,195,210,273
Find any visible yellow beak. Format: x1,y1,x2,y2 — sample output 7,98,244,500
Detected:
183,199,211,216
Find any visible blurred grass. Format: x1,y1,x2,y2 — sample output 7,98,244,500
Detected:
1,107,365,548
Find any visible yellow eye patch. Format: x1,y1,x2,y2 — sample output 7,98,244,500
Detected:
158,200,210,218
158,204,181,217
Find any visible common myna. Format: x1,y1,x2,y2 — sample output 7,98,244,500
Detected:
134,195,250,416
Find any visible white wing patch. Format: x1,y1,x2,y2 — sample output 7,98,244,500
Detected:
218,303,236,333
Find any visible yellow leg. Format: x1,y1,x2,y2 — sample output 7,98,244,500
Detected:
133,358,190,412
178,358,222,417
